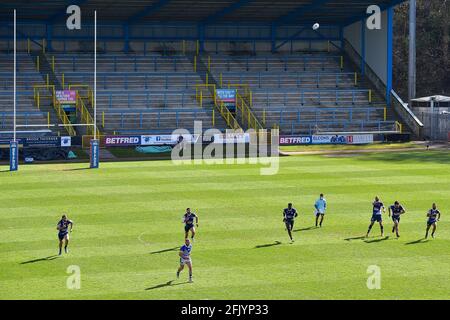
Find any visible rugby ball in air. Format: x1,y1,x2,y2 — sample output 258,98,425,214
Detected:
313,23,320,30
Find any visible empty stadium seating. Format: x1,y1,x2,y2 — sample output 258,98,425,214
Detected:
0,53,52,138
204,53,394,134
1,49,398,137
50,53,226,134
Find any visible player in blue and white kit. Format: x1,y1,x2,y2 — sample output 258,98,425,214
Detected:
183,208,199,241
283,203,298,242
388,201,406,238
177,238,193,283
56,214,73,255
425,203,441,239
314,194,327,227
366,196,385,238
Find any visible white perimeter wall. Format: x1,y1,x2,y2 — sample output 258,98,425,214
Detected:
343,10,388,85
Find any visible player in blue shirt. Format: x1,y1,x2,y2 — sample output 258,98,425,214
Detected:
56,214,73,255
177,238,193,283
283,203,298,242
183,208,199,242
425,203,441,239
314,194,327,227
388,201,406,238
366,196,385,238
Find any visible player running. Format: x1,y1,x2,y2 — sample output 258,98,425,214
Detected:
366,196,386,238
183,208,198,241
388,201,406,238
177,238,193,283
314,193,327,227
283,203,298,242
425,203,441,239
56,214,73,255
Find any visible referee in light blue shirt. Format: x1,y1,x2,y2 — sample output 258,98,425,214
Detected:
314,194,327,227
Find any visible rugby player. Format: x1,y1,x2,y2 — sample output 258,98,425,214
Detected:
283,203,298,242
56,214,73,255
366,196,385,238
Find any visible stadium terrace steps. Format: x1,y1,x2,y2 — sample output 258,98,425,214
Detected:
51,53,209,110
0,53,57,138
205,54,344,73
48,53,229,134
29,52,74,136
2,50,401,137
203,52,397,134
102,109,226,134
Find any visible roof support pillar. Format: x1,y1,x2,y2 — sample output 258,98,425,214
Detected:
408,0,416,104
386,6,394,106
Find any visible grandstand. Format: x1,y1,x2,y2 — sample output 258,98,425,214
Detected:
0,53,53,138
0,0,416,143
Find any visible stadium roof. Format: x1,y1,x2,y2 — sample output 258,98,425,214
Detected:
0,0,406,26
412,96,450,103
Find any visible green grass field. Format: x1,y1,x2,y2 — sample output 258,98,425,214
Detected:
1,151,449,300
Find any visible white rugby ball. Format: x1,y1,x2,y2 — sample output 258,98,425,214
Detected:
313,23,320,30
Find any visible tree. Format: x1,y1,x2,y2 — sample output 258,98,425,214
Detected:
393,0,450,98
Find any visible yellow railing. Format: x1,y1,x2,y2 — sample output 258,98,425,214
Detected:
33,84,76,136
196,83,263,131
69,84,94,105
235,93,263,131
216,102,241,130
54,100,77,136
223,84,254,109
75,93,100,137
195,84,217,106
395,121,403,133
195,84,241,131
222,84,261,130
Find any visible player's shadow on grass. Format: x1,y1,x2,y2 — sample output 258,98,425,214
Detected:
150,247,179,255
63,167,91,172
293,226,316,232
364,236,390,243
145,280,188,291
20,255,59,264
254,241,282,249
344,236,366,241
405,239,428,245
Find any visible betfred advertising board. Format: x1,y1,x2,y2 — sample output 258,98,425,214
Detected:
279,136,312,145
104,136,141,147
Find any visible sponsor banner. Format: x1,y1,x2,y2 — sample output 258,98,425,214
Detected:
0,139,25,147
347,134,374,145
213,132,250,144
141,134,199,146
55,90,77,104
216,89,236,109
90,139,99,169
312,134,373,145
279,136,312,146
2,137,74,148
104,136,141,147
312,135,344,145
60,136,72,147
24,136,60,147
10,141,19,171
